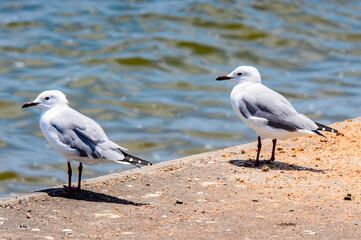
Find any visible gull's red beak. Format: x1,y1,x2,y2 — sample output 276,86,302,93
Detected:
216,75,232,81
22,102,38,108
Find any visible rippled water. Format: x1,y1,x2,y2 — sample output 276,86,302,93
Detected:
0,0,360,197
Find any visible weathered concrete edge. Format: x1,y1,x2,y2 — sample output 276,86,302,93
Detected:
0,141,258,207
1,117,357,207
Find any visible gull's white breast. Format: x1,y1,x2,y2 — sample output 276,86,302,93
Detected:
39,106,80,160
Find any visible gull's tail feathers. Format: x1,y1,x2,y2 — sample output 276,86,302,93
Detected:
119,150,152,167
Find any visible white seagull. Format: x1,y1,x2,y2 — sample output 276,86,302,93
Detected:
216,66,338,166
22,90,152,195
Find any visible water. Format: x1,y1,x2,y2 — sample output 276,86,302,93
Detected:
0,0,360,197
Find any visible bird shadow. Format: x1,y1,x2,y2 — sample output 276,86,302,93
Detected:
228,159,326,173
37,187,147,206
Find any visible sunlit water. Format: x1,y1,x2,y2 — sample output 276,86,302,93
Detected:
0,0,360,197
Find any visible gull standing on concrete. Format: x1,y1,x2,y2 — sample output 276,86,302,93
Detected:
216,66,338,166
22,90,152,195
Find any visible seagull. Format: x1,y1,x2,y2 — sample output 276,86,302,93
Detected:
22,90,152,195
216,66,338,166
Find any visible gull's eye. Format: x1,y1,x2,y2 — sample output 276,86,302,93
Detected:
45,97,49,100
237,73,242,76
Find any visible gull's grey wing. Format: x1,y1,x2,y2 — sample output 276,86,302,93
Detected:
50,108,126,159
239,88,317,131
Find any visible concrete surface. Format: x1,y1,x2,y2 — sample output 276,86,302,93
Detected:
0,118,361,239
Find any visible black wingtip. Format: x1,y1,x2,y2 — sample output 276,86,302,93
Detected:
313,130,326,138
315,122,339,133
120,150,153,166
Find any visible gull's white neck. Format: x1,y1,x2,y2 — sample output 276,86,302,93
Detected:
234,79,262,88
231,81,263,102
40,104,69,121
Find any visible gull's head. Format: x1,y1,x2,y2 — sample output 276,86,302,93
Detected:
22,90,69,110
216,66,261,84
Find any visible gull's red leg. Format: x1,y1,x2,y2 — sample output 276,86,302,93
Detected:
267,139,277,163
255,136,262,166
56,162,73,196
77,163,83,191
67,162,72,195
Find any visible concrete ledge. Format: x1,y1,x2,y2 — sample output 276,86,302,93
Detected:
0,141,257,207
0,118,360,239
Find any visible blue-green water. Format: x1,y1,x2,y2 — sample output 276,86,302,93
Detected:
0,0,360,197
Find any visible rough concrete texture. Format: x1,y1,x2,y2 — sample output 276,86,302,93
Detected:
0,118,361,239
